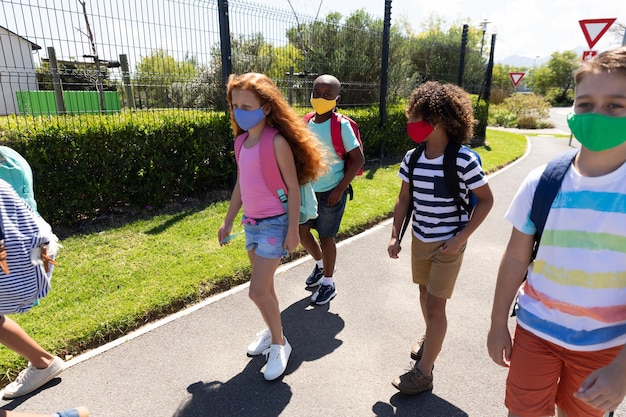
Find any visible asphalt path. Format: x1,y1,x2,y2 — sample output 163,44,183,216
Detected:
3,125,623,416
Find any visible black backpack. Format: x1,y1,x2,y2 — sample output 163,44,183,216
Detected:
399,142,482,242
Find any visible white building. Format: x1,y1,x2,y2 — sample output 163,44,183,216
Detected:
0,26,41,116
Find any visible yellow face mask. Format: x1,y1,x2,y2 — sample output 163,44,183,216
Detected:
310,97,337,115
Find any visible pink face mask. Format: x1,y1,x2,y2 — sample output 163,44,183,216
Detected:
407,121,434,144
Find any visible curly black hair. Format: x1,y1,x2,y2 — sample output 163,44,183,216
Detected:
406,81,474,144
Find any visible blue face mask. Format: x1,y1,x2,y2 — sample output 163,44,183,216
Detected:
233,108,266,131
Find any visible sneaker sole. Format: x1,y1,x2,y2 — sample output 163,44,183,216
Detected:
314,290,337,305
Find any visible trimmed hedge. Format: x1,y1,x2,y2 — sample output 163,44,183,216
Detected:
0,106,412,228
0,110,234,226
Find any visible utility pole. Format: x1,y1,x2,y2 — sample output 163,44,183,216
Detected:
78,0,106,113
379,0,392,165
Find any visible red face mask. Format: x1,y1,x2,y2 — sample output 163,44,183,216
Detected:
407,121,434,144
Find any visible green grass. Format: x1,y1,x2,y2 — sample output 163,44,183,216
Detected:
0,129,528,385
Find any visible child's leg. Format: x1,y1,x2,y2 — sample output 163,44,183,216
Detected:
417,293,447,376
247,251,284,345
319,236,336,277
0,316,55,368
1,407,89,417
299,224,322,261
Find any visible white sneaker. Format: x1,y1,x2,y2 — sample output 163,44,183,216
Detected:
2,356,66,399
263,337,292,381
247,329,271,356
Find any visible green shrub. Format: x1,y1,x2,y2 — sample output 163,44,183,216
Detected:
488,93,552,129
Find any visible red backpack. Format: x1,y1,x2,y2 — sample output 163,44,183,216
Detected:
304,111,363,176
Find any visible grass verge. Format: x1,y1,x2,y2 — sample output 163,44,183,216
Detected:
0,129,527,385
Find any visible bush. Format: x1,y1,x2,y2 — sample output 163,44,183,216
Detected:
488,93,552,129
0,110,234,226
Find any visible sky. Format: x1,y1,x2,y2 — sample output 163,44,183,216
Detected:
260,0,626,62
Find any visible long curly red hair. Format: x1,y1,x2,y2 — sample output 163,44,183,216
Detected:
226,73,327,184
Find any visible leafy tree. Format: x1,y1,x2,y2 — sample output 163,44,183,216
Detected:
178,33,279,110
133,49,197,108
531,50,578,105
285,10,401,105
400,15,486,93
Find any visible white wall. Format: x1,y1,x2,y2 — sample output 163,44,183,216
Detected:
0,28,38,116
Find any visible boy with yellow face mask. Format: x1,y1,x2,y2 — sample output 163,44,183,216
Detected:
299,74,365,306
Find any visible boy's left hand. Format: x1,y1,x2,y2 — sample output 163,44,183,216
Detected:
574,364,626,412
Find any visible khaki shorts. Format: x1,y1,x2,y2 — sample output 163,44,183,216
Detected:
410,237,465,299
506,325,622,417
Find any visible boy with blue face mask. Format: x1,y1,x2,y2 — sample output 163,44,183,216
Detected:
299,74,365,305
488,46,626,417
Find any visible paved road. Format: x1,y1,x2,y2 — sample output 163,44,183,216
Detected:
2,131,622,416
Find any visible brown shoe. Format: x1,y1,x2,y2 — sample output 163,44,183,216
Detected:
410,337,425,361
392,365,433,395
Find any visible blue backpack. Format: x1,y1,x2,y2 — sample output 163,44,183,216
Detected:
510,148,578,317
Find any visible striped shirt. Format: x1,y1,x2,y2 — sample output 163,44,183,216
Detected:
0,179,56,315
506,159,626,351
399,145,487,242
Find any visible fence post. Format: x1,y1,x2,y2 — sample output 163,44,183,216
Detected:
286,66,294,106
473,34,496,147
47,47,66,115
379,0,392,165
218,0,233,110
119,54,135,109
458,24,468,87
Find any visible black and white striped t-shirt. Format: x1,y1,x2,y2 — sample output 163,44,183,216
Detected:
398,146,487,242
0,179,55,315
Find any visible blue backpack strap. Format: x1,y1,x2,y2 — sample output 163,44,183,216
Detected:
399,145,425,242
529,149,579,257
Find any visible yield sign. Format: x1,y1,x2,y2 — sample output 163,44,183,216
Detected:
509,72,525,87
579,18,616,49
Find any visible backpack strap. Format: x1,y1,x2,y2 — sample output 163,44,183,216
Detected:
529,148,579,258
442,142,472,216
233,125,287,204
510,148,578,318
399,145,425,242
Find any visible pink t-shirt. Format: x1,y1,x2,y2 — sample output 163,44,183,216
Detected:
238,140,286,219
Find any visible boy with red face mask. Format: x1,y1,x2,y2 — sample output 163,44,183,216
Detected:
387,81,493,395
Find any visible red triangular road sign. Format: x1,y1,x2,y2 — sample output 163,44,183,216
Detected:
509,72,525,87
579,18,616,49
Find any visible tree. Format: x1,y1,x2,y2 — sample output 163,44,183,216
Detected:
400,15,487,94
133,50,197,109
285,10,398,105
532,51,578,105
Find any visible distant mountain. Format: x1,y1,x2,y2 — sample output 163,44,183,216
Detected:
496,46,587,67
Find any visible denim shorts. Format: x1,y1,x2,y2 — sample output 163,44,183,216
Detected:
302,188,348,238
243,213,289,259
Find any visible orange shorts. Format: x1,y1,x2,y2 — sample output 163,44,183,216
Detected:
506,325,622,417
411,237,465,299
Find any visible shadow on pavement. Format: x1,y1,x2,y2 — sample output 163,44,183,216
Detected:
373,392,469,416
172,296,344,416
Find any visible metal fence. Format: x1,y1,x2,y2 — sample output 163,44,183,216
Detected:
0,0,393,117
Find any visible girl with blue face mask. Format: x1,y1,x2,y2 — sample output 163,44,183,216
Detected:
218,73,326,382
488,47,626,417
